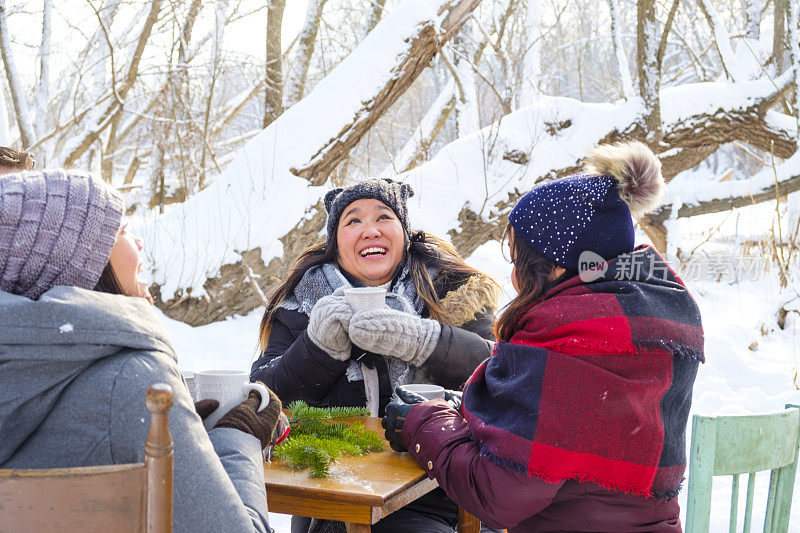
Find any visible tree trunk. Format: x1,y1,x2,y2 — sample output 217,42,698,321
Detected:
517,0,543,106
383,1,515,175
697,0,745,81
772,0,786,71
744,0,761,40
608,0,635,100
789,0,800,142
0,83,9,145
636,0,660,138
35,0,51,146
363,0,387,37
263,0,286,128
452,25,480,137
284,0,328,107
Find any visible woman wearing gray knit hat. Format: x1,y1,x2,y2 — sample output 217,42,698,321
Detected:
0,169,284,532
251,177,502,533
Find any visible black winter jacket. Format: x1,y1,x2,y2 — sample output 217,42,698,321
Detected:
250,271,497,531
250,301,494,415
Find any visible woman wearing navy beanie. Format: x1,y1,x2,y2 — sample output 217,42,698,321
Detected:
382,141,704,532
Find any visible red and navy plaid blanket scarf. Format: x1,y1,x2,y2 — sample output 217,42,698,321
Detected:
462,245,703,498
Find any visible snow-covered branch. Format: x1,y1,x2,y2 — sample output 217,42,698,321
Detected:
608,0,635,100
696,0,745,82
649,150,800,225
284,0,328,107
291,0,483,185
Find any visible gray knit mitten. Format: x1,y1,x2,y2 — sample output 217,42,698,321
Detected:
307,292,354,361
348,308,441,366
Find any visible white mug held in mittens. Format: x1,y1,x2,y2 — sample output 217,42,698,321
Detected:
195,370,270,430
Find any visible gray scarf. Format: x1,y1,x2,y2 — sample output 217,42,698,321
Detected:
281,261,431,394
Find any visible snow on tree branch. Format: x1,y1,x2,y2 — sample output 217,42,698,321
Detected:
291,0,483,185
608,0,635,100
137,0,484,323
697,0,746,82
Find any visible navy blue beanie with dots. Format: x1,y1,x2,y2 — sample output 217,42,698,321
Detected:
509,141,665,272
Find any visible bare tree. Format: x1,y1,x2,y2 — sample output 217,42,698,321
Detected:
291,0,484,185
744,0,762,40
63,0,164,168
517,0,542,106
608,0,635,100
264,0,286,127
285,0,328,107
636,0,660,138
149,0,486,325
363,0,388,37
772,0,787,71
0,84,9,145
790,0,800,142
35,0,51,146
0,0,35,148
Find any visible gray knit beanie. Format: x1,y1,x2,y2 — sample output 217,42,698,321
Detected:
323,178,414,250
0,169,124,300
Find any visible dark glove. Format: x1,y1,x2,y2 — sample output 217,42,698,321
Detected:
381,386,427,452
214,385,283,450
444,389,462,411
194,399,219,421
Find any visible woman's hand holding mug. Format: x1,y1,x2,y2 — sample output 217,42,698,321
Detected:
307,289,355,361
194,370,271,430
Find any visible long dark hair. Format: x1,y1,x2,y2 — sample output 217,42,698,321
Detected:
94,262,126,295
493,225,576,342
257,229,496,353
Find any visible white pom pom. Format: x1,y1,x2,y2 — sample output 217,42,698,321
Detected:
583,141,665,218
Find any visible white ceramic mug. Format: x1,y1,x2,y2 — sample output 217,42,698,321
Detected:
195,370,270,430
181,370,196,401
344,287,387,311
400,383,445,401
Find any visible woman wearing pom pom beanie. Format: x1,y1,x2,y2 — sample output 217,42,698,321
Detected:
382,141,704,532
0,170,283,532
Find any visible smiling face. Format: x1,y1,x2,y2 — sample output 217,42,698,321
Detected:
335,198,405,286
109,225,150,299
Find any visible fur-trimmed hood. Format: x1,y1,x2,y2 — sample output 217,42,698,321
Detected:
439,272,501,328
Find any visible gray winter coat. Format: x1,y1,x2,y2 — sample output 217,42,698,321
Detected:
0,286,270,533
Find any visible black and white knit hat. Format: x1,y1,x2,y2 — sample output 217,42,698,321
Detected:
323,178,414,250
0,169,124,300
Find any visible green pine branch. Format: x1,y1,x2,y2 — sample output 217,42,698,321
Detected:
275,401,383,477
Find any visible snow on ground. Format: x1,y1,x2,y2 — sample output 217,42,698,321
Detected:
163,200,800,532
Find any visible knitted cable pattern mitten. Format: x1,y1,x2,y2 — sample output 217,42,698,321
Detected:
348,308,441,366
214,386,282,450
307,293,354,361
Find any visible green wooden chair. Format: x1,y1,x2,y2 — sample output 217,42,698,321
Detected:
685,406,800,533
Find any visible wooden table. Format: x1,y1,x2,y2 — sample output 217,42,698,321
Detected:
264,417,481,533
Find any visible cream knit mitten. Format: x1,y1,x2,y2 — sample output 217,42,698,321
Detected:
307,292,354,361
348,308,441,366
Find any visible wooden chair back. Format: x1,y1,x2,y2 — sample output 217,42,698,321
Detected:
0,383,174,533
685,407,800,533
